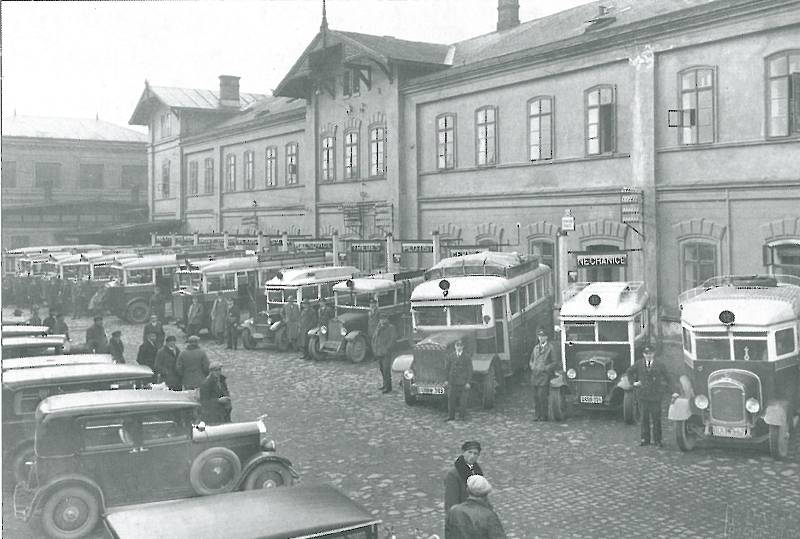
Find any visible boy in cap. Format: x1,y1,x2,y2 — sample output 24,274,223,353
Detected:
109,330,125,363
625,344,674,448
529,327,558,421
444,440,484,513
445,475,507,538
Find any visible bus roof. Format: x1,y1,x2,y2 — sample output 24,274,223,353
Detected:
560,282,648,319
424,251,542,281
333,270,426,293
4,244,103,256
265,266,359,287
115,254,178,269
411,275,512,301
3,364,153,392
681,284,800,327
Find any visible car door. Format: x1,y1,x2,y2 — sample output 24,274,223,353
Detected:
135,410,195,500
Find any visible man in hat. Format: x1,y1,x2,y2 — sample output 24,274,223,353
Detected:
177,335,210,390
444,440,484,514
137,331,159,380
52,313,70,341
210,292,227,345
367,298,380,340
43,308,57,334
85,315,108,353
225,298,241,350
282,300,300,351
372,317,397,393
199,363,232,424
142,314,165,349
625,344,674,448
318,298,334,327
529,328,558,421
155,335,182,390
446,339,473,421
445,475,507,538
109,330,125,363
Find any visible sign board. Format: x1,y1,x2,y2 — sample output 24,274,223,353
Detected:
392,253,402,264
449,248,484,257
350,241,383,253
561,213,575,232
575,252,628,267
294,240,333,250
620,188,643,224
197,236,224,246
269,238,284,246
401,242,434,253
231,237,259,246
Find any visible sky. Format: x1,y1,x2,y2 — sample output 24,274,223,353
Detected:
1,0,592,131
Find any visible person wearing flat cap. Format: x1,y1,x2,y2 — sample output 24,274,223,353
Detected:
176,335,210,390
444,441,484,515
624,344,675,448
445,475,507,539
199,363,231,424
529,327,558,421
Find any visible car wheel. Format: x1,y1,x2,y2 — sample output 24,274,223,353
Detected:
189,447,242,496
548,389,566,422
345,335,368,363
125,300,149,324
769,424,790,460
403,378,417,406
482,364,496,410
275,329,290,352
242,461,293,490
308,336,323,361
241,329,255,350
11,444,35,485
39,485,100,539
674,419,698,452
622,391,639,425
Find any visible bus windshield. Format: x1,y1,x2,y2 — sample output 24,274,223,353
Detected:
694,330,769,361
63,265,89,280
176,272,202,289
266,288,297,305
413,304,484,326
96,265,119,281
335,291,372,308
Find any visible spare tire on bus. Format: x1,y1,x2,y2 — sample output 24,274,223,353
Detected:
125,300,150,324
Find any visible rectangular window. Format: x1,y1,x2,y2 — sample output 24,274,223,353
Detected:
519,285,527,307
204,158,214,193
121,165,146,188
225,154,236,192
244,150,255,190
301,286,318,301
141,413,187,444
265,147,277,187
683,327,693,354
342,70,352,96
527,283,537,304
2,161,17,188
82,417,134,451
509,290,519,315
766,52,800,137
683,242,716,289
437,114,456,170
449,305,483,325
529,97,553,161
377,290,395,307
776,327,796,356
598,321,628,342
160,113,172,138
321,136,335,182
413,306,447,326
680,68,715,144
188,161,199,195
565,322,595,342
369,127,386,177
161,160,170,198
35,162,61,188
286,143,299,185
586,86,616,155
344,132,359,179
476,107,497,166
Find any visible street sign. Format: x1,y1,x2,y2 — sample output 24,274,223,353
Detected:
561,210,575,232
401,241,434,253
350,241,382,252
449,248,484,257
575,252,628,267
294,240,333,250
620,188,643,224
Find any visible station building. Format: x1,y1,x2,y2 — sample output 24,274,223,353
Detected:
129,0,800,335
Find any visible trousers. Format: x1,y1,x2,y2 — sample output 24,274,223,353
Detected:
640,399,662,443
533,384,549,419
377,354,392,389
448,384,469,419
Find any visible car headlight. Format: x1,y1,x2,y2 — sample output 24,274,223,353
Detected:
745,398,760,414
266,317,273,324
261,439,276,451
403,369,415,380
340,327,348,336
694,394,709,410
256,416,275,451
320,326,327,335
606,369,617,381
566,368,577,379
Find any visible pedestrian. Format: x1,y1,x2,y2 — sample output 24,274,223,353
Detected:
296,301,318,358
318,298,334,327
445,475,507,539
149,288,167,324
155,335,182,390
85,315,108,353
136,331,159,378
445,339,473,422
626,345,675,448
367,298,380,339
187,297,205,338
142,314,166,349
109,330,125,363
199,363,232,425
88,287,106,317
225,298,241,350
529,328,558,421
372,317,396,393
176,335,210,390
444,440,484,513
72,280,87,318
43,308,57,333
52,313,70,341
210,292,227,345
28,306,42,326
282,299,300,351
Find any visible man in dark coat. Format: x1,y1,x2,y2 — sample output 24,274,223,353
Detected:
625,345,675,448
446,339,473,421
136,332,159,380
43,309,57,333
225,298,241,350
367,298,380,339
85,316,108,353
296,301,318,359
199,363,232,424
176,335,210,390
142,315,165,349
282,300,300,351
372,317,396,393
186,297,204,338
445,475,507,539
28,306,42,326
318,298,334,327
444,440,484,513
109,330,125,363
155,335,182,390
529,328,558,421
52,313,70,341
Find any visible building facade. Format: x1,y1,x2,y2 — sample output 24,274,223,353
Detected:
130,0,800,335
1,116,149,247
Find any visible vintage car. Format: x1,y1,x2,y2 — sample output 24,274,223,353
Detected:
2,353,115,372
308,271,423,362
557,281,650,423
2,363,154,485
393,252,554,409
241,265,359,350
669,274,800,460
2,335,71,359
14,389,298,539
102,484,381,539
2,325,50,338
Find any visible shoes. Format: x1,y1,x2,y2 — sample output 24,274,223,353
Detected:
382,388,392,394
378,386,386,391
444,417,455,422
639,440,650,446
654,441,663,448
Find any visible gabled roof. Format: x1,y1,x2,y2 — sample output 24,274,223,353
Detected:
2,115,147,143
337,31,451,65
208,95,306,132
129,84,266,125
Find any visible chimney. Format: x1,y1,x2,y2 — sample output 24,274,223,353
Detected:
218,75,241,108
497,0,520,32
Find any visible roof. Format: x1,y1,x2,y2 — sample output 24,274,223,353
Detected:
333,278,403,293
4,245,104,256
103,484,379,539
265,266,359,287
337,30,451,65
37,389,198,420
3,365,153,392
682,284,800,327
2,354,115,371
208,95,306,132
115,254,178,269
2,115,147,143
412,276,510,302
2,335,68,348
129,84,265,125
1,325,50,337
560,282,648,318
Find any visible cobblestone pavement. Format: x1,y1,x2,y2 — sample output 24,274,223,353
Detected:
3,311,800,538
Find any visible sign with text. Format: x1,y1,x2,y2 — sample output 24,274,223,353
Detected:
575,252,628,267
294,240,333,250
350,241,383,252
231,237,259,246
449,248,484,257
561,213,575,232
401,242,434,253
620,188,643,224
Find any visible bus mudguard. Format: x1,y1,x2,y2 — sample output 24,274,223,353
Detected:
668,397,692,421
344,329,363,342
763,400,789,427
391,353,413,374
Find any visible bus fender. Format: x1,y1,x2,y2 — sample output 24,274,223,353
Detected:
269,320,284,332
668,397,692,421
616,373,633,391
391,353,414,374
763,400,789,427
344,330,363,342
471,357,494,376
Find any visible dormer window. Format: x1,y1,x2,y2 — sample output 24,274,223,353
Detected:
160,113,172,139
343,67,372,97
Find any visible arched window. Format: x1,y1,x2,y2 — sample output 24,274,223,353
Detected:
321,136,335,182
764,241,800,278
529,238,555,271
475,106,497,166
584,244,623,282
766,50,800,137
344,130,359,180
528,97,553,161
678,67,715,145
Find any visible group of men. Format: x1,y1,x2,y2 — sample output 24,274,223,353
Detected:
281,297,334,359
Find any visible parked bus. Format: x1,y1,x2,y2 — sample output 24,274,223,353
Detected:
393,251,554,409
2,245,102,277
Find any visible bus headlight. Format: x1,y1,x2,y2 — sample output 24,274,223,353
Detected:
403,369,415,381
745,398,760,414
566,368,577,379
340,327,347,337
320,326,327,335
606,369,617,381
266,317,273,325
694,394,709,410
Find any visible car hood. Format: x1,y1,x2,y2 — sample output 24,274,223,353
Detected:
193,421,259,443
334,312,367,328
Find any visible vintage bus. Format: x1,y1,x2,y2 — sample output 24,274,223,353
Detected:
393,251,554,409
3,245,102,277
669,274,800,460
55,250,139,282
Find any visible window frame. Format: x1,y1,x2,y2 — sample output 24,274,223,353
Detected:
225,154,236,192
2,160,17,188
160,160,170,198
527,96,554,161
436,113,457,170
343,130,360,180
286,142,299,185
584,85,617,156
204,157,215,194
680,239,719,291
475,106,498,167
265,146,277,187
678,66,716,145
321,136,336,182
188,160,199,195
368,125,386,178
243,150,255,190
765,50,800,138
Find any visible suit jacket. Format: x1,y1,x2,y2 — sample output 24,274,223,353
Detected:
625,357,672,402
447,351,473,386
85,324,108,352
529,341,557,386
142,322,165,348
109,338,125,363
445,497,507,539
136,340,159,370
371,322,396,357
155,345,181,389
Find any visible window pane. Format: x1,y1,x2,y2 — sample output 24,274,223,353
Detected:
771,78,789,99
540,98,551,113
695,338,730,360
681,71,696,89
770,56,788,76
682,327,693,353
414,306,447,326
776,328,796,356
588,139,599,154
598,321,628,342
733,338,767,361
789,54,800,74
565,322,595,342
450,305,482,325
600,87,613,104
588,108,599,124
587,90,599,106
697,69,713,88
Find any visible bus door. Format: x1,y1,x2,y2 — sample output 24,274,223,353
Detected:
491,296,507,355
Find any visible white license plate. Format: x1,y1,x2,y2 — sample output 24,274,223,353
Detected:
417,386,445,395
712,426,748,438
580,395,604,404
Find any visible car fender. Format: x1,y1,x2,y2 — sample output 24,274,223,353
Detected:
391,353,414,374
307,328,318,337
763,400,789,427
344,329,363,342
270,320,283,332
668,397,693,421
30,474,106,518
240,318,254,330
471,356,494,376
616,373,633,391
236,454,299,489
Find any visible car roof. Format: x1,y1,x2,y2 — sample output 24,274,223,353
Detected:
411,275,509,301
560,282,648,318
265,266,359,287
37,389,198,420
2,325,50,336
3,364,153,391
103,484,380,539
2,335,68,348
2,354,115,371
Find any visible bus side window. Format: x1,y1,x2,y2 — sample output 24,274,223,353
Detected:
535,278,544,300
509,290,519,316
492,295,506,320
519,285,527,308
527,282,537,304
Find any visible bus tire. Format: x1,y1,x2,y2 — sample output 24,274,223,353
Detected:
308,336,323,361
623,391,639,425
769,424,790,460
275,329,290,352
39,485,100,539
403,379,417,405
548,389,566,422
482,365,496,410
125,300,149,324
345,335,368,363
241,329,255,350
675,419,698,452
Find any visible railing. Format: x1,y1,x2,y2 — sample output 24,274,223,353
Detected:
679,274,800,307
424,253,539,281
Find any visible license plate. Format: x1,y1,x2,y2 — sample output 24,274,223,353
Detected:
712,425,748,438
416,386,445,395
580,395,604,404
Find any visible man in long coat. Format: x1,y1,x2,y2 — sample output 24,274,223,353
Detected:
136,332,159,381
296,301,318,358
176,335,210,390
282,300,300,351
529,328,558,421
625,344,675,448
445,475,507,539
225,298,241,350
210,292,228,345
149,288,167,324
199,364,232,424
446,339,473,421
187,297,204,338
142,315,165,349
155,335,182,390
85,316,108,353
318,298,334,327
372,317,396,393
109,330,125,363
444,440,484,513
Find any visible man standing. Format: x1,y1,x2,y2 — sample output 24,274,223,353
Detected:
529,328,558,421
199,363,232,424
372,317,396,393
136,331,159,379
109,330,125,363
142,315,165,349
177,335,210,390
43,309,57,333
52,313,70,341
318,298,334,327
149,288,167,324
225,298,241,350
445,339,473,422
445,476,507,539
187,297,204,338
28,306,42,326
626,345,673,448
444,440,484,513
296,301,318,359
210,292,227,345
155,335,182,390
85,316,108,353
282,300,300,351
367,298,380,340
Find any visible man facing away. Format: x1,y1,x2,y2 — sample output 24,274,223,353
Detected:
177,335,210,390
445,475,507,539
